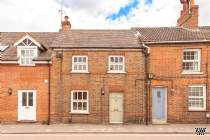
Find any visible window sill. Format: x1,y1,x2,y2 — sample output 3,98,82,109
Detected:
71,71,89,74
182,71,203,75
107,71,127,74
19,64,35,67
70,112,90,115
188,109,206,112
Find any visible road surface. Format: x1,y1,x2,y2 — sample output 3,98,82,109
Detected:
0,134,210,140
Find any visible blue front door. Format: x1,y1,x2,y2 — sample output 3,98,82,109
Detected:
152,87,167,123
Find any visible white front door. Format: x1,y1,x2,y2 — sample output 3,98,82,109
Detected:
18,90,36,121
109,93,123,123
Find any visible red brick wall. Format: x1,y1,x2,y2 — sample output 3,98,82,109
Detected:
148,43,210,124
50,49,146,124
0,64,49,123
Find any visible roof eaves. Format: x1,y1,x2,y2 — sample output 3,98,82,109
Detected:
144,40,210,45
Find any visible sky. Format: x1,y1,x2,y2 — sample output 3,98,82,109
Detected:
0,0,209,32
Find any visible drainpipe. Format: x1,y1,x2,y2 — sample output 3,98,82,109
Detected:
135,31,150,125
47,60,51,125
205,45,209,124
58,51,63,123
142,44,150,125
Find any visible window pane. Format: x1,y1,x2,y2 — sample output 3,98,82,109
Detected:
73,102,77,110
74,57,77,62
119,57,123,63
78,92,82,100
119,65,123,70
115,57,118,63
73,92,77,100
83,65,86,70
74,65,77,70
30,50,34,56
28,92,33,106
110,65,114,70
21,50,25,56
22,92,27,106
83,92,87,100
78,57,82,62
78,102,82,110
115,65,119,70
83,102,87,110
83,57,86,62
110,57,114,62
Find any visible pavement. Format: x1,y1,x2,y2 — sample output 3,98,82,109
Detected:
0,124,210,134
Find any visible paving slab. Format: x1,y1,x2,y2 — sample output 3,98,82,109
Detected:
0,124,210,134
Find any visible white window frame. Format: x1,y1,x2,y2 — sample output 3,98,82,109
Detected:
17,46,38,66
71,55,88,73
188,85,206,111
182,49,201,74
70,90,89,114
108,55,125,73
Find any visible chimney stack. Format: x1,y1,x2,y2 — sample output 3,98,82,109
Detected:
177,0,199,28
60,16,71,31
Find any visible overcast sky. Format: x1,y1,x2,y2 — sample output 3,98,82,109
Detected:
0,0,209,32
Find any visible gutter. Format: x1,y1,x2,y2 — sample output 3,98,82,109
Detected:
145,40,210,45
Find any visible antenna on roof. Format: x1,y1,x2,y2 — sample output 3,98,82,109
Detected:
58,3,65,24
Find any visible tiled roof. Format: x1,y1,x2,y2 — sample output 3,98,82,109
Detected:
133,26,210,43
50,30,140,49
0,32,57,61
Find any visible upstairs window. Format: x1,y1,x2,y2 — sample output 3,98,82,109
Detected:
108,56,125,73
20,49,36,65
72,56,88,73
183,49,201,74
16,37,38,66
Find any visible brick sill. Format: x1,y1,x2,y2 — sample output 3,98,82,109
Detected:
107,71,127,74
188,110,206,112
19,64,36,67
70,71,90,74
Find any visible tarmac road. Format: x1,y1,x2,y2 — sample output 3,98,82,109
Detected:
0,134,210,140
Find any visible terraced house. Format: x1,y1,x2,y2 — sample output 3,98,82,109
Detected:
0,0,210,124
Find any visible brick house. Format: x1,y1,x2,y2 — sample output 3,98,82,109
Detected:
0,33,56,123
49,27,146,124
133,0,210,124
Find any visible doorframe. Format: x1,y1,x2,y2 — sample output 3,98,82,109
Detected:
17,90,37,121
109,92,124,124
151,87,167,124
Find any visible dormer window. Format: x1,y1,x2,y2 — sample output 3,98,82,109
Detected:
15,35,41,66
20,49,36,65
